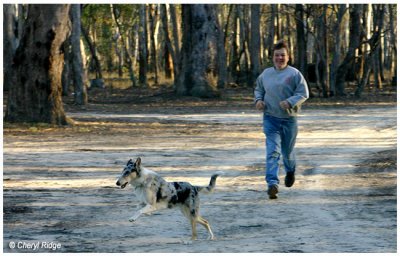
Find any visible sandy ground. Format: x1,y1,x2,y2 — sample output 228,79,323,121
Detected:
3,103,397,253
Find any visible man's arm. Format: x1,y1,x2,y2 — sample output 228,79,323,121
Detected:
254,75,266,111
286,72,309,108
254,75,265,103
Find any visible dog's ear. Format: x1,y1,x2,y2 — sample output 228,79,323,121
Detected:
127,159,133,165
135,157,142,167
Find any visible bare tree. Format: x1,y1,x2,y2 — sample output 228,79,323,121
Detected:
355,4,385,97
81,22,103,81
110,4,137,87
5,4,71,124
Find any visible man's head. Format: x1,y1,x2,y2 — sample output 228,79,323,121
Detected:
273,41,290,70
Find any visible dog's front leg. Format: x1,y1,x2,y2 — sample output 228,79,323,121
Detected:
129,204,156,222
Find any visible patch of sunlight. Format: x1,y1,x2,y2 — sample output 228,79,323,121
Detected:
69,112,261,124
318,164,355,169
3,178,115,189
299,173,396,191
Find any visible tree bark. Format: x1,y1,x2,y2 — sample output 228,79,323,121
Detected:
388,5,397,84
249,4,261,87
330,4,346,96
335,4,362,95
3,4,18,91
81,24,103,79
71,4,88,105
169,4,180,66
110,4,136,87
315,5,329,97
139,4,148,86
295,4,307,76
160,4,174,79
237,5,249,79
175,4,222,97
148,4,159,85
5,4,71,125
228,5,239,82
355,4,384,97
61,37,72,95
265,5,276,60
215,5,228,89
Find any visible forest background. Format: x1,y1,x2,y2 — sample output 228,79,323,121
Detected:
3,4,397,125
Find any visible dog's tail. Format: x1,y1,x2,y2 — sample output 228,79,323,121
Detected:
197,171,224,194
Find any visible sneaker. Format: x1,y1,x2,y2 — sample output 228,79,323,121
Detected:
285,172,295,187
267,184,279,199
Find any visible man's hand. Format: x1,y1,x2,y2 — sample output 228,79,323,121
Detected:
279,100,291,110
256,100,265,111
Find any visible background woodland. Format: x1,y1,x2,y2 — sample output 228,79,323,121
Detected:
3,4,397,124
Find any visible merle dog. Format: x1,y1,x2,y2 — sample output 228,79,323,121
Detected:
116,157,222,240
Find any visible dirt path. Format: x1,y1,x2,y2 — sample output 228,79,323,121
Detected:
3,104,396,253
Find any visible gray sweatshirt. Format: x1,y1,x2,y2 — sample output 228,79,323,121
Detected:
254,65,309,118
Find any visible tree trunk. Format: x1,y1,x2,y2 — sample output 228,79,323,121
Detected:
148,4,159,85
175,4,222,97
81,23,103,79
139,4,148,87
249,4,261,87
372,48,382,90
295,4,307,76
5,4,71,125
388,5,397,84
335,4,362,95
169,4,180,66
330,4,346,96
315,5,329,97
372,4,384,90
110,4,136,87
215,5,227,89
61,37,72,95
109,5,123,77
355,4,384,97
355,54,372,98
3,4,18,92
16,5,26,40
228,5,239,83
238,5,249,80
160,4,174,79
71,4,88,105
265,5,276,59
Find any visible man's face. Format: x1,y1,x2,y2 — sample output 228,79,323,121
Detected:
273,48,289,70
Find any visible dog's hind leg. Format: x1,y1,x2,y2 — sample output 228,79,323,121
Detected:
197,216,214,240
190,218,198,240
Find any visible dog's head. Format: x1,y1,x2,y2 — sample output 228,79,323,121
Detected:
116,157,142,189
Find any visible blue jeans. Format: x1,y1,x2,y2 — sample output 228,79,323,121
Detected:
263,115,298,186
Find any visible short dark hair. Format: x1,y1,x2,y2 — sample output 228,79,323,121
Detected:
273,40,290,55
